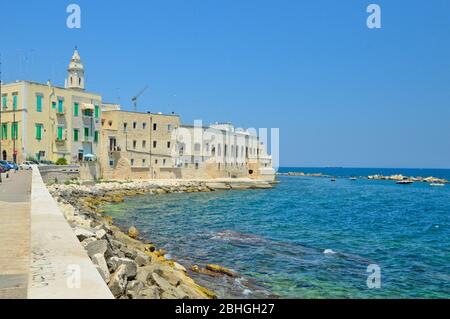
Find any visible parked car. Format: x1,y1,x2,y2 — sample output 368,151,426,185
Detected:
0,164,8,173
20,161,34,170
0,160,11,171
8,161,19,170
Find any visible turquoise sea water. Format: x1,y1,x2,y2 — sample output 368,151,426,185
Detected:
105,168,450,298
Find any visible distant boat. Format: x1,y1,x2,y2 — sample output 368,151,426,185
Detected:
430,183,445,187
396,180,413,185
350,177,357,181
331,178,336,182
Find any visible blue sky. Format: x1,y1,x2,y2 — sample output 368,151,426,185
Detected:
1,0,449,168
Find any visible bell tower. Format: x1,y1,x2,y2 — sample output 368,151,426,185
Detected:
66,47,85,90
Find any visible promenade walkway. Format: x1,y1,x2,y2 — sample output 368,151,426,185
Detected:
0,170,32,299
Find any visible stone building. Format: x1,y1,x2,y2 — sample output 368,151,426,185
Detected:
0,48,102,164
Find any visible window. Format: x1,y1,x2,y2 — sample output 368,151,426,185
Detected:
123,123,127,132
133,122,137,129
153,141,157,148
142,140,146,148
84,109,92,116
133,140,137,149
2,94,6,110
163,159,166,166
36,94,42,112
94,131,99,143
52,101,56,109
94,105,99,119
74,103,79,116
73,129,79,142
155,159,158,165
84,127,89,140
13,93,18,110
143,123,147,129
11,122,18,140
57,127,64,141
153,123,157,131
58,99,64,113
167,141,171,148
130,158,135,166
142,159,146,166
35,124,43,141
1,123,7,140
167,124,172,132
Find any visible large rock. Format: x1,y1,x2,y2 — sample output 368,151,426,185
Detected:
108,264,128,298
126,280,144,299
205,264,237,277
137,285,160,299
128,226,139,239
95,229,107,239
85,239,108,258
74,226,95,241
135,251,150,266
136,266,153,284
108,257,137,279
91,253,110,283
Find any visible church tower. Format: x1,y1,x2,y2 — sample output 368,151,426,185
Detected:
66,47,85,90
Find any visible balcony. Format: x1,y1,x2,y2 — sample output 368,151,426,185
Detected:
55,138,66,145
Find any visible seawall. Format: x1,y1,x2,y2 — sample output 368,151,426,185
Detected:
28,167,113,299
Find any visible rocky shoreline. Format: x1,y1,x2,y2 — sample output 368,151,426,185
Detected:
279,172,448,184
47,179,270,299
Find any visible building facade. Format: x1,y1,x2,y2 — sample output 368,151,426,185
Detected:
0,49,101,164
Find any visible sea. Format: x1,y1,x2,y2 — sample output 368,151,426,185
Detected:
104,167,450,298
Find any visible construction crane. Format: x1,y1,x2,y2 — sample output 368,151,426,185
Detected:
131,85,149,112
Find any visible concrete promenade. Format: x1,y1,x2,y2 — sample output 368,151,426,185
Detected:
0,168,113,299
0,170,32,298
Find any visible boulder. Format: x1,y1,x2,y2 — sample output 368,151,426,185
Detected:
126,280,144,299
128,226,139,239
108,264,128,298
74,227,95,241
137,285,160,299
205,264,237,277
108,257,137,279
85,239,108,258
173,262,187,273
135,251,150,266
95,229,107,239
91,253,110,283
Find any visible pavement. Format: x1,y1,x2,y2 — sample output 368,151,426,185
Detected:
0,170,32,299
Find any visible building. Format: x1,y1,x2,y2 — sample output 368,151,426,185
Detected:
0,49,102,164
99,109,180,180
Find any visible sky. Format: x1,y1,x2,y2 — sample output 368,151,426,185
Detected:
0,0,449,168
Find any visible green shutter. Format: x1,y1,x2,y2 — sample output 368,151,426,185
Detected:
12,122,18,140
58,99,63,113
35,124,42,140
1,123,7,140
94,105,99,118
74,103,79,116
57,127,63,140
52,101,56,109
13,95,18,110
94,131,99,143
36,95,42,112
2,95,6,110
84,127,89,140
73,129,79,142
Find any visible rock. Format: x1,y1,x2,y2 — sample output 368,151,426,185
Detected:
150,272,175,293
126,280,144,299
74,226,95,241
173,262,187,273
128,226,139,239
85,239,108,258
136,266,153,284
135,251,150,266
92,253,110,283
95,229,107,239
81,237,97,248
137,285,160,299
121,246,138,260
205,264,237,277
108,257,137,279
108,264,128,298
